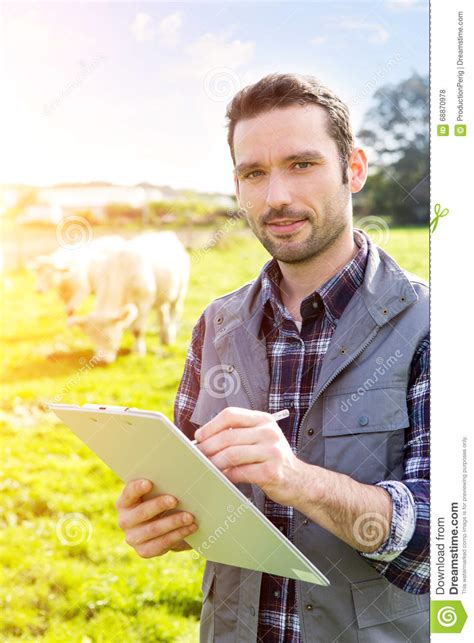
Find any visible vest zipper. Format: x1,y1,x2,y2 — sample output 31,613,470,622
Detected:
296,327,380,456
232,364,257,411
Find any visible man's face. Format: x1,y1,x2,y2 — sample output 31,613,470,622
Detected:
233,104,353,264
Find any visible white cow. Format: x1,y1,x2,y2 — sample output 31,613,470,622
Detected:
29,236,125,316
68,232,190,364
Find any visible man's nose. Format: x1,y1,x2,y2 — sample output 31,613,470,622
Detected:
264,171,291,211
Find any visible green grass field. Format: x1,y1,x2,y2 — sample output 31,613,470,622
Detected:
0,226,429,642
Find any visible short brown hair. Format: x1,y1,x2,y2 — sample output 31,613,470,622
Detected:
225,72,355,183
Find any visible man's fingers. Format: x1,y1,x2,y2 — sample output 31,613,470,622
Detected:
125,511,196,547
207,444,267,472
169,540,193,552
118,493,177,530
134,523,198,559
195,407,269,443
116,478,152,509
197,426,267,458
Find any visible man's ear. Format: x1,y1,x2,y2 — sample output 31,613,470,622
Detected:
348,147,368,194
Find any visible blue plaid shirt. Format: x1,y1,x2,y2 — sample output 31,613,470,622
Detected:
174,229,429,642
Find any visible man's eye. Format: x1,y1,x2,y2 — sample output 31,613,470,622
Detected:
294,162,313,169
244,170,264,179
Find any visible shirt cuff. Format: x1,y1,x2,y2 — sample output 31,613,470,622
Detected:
359,481,416,562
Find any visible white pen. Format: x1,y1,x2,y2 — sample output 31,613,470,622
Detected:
191,409,290,444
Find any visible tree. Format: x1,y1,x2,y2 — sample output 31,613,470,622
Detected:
356,73,429,226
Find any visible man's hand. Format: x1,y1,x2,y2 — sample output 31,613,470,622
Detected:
194,407,303,507
194,407,393,553
116,479,198,558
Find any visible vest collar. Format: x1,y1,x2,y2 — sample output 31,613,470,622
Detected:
212,230,419,341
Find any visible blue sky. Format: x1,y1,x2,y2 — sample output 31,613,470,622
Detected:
1,0,428,193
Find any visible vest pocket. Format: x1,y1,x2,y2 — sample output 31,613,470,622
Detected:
322,387,408,484
190,386,229,427
351,577,429,642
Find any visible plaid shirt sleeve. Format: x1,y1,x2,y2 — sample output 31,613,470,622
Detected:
359,333,430,594
173,312,206,440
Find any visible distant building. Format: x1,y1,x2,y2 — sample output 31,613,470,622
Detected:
2,182,236,224
38,184,164,210
17,204,63,225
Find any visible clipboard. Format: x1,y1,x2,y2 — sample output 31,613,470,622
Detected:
48,402,330,586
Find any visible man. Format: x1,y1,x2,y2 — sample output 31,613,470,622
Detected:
116,73,429,642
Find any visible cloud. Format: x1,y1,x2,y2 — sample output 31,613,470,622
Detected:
185,32,255,76
130,11,183,47
157,12,183,47
310,36,328,45
340,21,390,44
130,12,153,43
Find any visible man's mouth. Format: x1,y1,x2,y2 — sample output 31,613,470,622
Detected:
266,218,308,234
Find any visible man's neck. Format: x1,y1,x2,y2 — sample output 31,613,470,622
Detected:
277,228,358,320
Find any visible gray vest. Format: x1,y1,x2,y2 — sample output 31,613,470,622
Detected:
189,237,430,642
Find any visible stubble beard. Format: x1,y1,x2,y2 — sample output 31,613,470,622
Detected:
248,193,351,265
